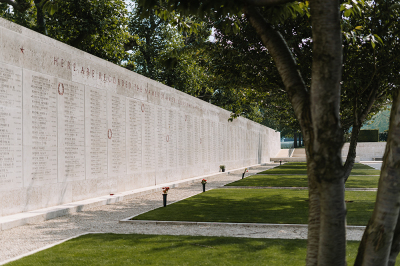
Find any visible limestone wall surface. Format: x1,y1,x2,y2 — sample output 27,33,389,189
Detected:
0,18,280,217
341,142,386,161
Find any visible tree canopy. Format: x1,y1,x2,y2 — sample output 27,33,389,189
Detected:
123,4,213,97
0,0,129,63
136,0,400,265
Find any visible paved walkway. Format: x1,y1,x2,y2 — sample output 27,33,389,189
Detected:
362,161,382,170
0,163,369,265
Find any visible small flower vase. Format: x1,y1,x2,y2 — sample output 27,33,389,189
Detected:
163,193,167,207
202,183,206,192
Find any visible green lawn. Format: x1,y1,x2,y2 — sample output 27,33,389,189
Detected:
259,163,378,175
6,234,392,266
257,168,380,175
226,175,379,188
271,162,375,170
132,189,375,226
351,164,377,170
346,176,380,188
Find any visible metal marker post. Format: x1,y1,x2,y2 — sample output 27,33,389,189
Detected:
163,194,167,207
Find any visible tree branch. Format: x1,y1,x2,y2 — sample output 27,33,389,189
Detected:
243,6,308,119
360,49,377,96
124,37,139,51
344,97,360,180
359,88,379,123
341,117,354,128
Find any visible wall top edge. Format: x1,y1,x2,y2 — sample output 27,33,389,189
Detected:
0,17,277,133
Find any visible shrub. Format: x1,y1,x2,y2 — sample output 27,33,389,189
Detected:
358,129,379,142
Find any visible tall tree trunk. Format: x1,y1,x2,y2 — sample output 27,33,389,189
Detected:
355,89,400,266
242,6,320,265
309,0,345,265
344,99,361,181
34,0,47,35
388,214,400,266
306,166,321,266
344,87,379,181
294,132,298,148
299,133,302,147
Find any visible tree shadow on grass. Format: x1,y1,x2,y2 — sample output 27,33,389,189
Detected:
226,175,308,187
274,165,308,170
345,176,379,188
227,175,379,188
134,189,311,224
134,189,376,226
28,233,308,266
258,168,380,175
258,169,308,175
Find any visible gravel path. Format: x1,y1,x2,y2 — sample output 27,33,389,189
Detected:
0,164,366,264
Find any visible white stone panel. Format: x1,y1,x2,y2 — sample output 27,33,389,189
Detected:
177,112,186,170
193,116,200,168
0,62,23,191
142,102,156,184
206,119,212,165
23,69,58,187
156,106,167,170
57,79,85,182
126,98,143,174
200,117,207,167
85,87,108,180
165,108,178,181
167,109,177,170
155,106,168,184
107,92,126,177
185,114,193,168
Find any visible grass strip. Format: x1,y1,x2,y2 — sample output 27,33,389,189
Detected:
6,234,383,266
272,162,375,170
132,189,375,226
226,175,379,188
351,164,377,170
227,175,309,187
346,176,380,188
257,168,380,175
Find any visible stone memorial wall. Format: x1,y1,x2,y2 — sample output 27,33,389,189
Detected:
0,18,280,217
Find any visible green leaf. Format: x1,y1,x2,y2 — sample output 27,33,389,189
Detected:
50,5,57,15
344,8,353,17
373,34,383,45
